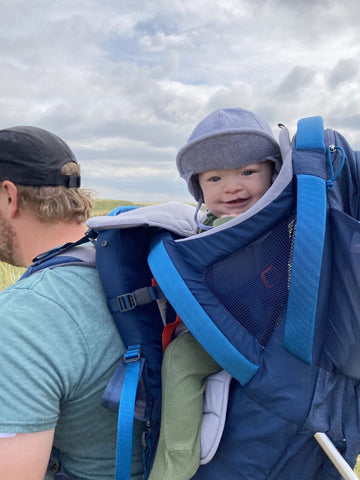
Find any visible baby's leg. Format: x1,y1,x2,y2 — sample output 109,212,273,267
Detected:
148,332,220,480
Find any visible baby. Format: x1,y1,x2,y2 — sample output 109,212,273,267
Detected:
149,107,282,480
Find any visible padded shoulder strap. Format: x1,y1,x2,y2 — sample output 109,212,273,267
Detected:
149,231,259,385
22,237,95,279
284,116,327,363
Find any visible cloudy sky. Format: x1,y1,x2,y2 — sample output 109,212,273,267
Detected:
1,0,359,203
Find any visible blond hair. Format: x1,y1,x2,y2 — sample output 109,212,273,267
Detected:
16,163,96,224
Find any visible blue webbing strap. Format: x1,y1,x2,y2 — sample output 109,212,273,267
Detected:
284,116,327,363
284,175,326,362
115,346,141,480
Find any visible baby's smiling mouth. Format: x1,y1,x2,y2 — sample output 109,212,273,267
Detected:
226,197,249,206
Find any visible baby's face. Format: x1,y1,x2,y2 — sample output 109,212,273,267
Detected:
198,161,273,217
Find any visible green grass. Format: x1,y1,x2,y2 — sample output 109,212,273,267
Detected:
0,262,25,291
355,456,360,477
92,199,159,216
92,199,137,216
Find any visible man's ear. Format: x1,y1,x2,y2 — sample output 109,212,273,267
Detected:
1,180,20,218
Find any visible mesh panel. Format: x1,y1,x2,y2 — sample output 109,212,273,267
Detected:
204,217,295,346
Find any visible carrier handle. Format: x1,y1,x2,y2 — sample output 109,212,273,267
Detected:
314,433,359,480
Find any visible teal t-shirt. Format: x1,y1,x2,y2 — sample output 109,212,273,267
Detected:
0,263,143,479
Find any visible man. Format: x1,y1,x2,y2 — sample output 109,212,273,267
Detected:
0,126,143,479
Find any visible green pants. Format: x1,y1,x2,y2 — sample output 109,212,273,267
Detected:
148,332,220,480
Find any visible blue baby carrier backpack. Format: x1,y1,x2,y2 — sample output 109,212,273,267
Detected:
27,116,360,479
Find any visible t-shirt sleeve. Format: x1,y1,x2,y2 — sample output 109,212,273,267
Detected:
0,285,91,434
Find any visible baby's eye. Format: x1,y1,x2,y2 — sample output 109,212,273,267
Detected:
242,169,255,176
209,176,221,182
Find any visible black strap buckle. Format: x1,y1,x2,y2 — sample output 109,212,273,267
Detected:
117,293,137,312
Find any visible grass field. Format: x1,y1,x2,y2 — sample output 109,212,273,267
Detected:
0,200,360,476
90,198,141,216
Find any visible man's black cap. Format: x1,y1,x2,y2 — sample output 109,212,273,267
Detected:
0,126,81,187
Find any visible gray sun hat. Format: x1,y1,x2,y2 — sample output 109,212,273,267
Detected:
176,107,282,201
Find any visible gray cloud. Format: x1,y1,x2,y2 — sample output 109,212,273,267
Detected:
276,66,317,100
327,58,360,88
1,0,360,202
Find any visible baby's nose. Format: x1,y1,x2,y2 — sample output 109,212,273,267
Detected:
224,178,243,192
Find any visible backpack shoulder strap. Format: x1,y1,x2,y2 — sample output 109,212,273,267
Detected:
21,235,95,279
284,116,327,363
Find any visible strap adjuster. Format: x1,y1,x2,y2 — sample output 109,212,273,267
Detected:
124,345,141,363
116,285,165,312
117,293,137,312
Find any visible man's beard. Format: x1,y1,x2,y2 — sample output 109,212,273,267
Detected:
0,211,18,266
